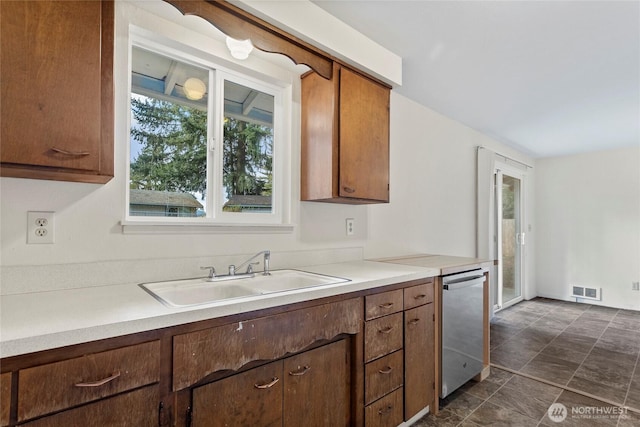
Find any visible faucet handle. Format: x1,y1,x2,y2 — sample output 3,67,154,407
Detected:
246,262,260,274
200,266,216,279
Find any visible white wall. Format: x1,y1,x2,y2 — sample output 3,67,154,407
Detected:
365,94,537,299
535,146,640,310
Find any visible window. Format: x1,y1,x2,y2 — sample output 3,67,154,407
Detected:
127,41,286,225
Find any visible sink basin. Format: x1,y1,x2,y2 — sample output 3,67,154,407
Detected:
140,278,261,307
140,269,349,307
248,269,350,293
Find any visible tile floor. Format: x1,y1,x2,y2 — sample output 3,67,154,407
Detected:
416,298,640,426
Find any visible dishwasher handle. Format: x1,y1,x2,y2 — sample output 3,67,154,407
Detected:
442,275,485,291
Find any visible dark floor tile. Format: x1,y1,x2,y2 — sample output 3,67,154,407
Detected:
571,358,633,392
609,315,640,331
458,420,482,427
618,409,640,427
491,345,538,371
485,367,514,386
520,352,580,385
594,327,640,356
517,327,559,346
460,377,502,400
500,310,543,326
540,391,621,427
567,375,628,405
552,331,598,354
487,375,561,420
466,401,540,427
413,408,465,427
540,342,589,365
440,390,484,419
625,376,640,411
504,332,548,353
584,346,637,370
564,318,609,339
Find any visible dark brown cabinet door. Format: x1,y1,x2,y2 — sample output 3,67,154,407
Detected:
283,340,350,427
339,67,389,203
0,0,114,183
301,64,390,204
191,361,283,427
404,303,435,419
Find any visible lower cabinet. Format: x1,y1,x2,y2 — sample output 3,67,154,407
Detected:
191,340,350,427
404,303,435,419
1,279,436,427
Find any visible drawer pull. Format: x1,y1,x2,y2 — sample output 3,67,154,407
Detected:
51,147,91,157
414,294,427,300
289,365,311,376
378,366,393,375
74,371,120,387
378,404,393,415
408,318,421,325
378,302,394,309
254,377,279,389
378,326,395,334
343,186,356,193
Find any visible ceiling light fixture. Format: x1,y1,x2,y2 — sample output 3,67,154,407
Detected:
183,77,206,100
225,36,254,60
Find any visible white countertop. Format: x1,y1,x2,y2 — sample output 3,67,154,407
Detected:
0,261,439,359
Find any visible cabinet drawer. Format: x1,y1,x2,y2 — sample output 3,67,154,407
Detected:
20,385,158,427
173,298,362,390
364,313,403,362
365,350,403,405
17,340,160,421
404,281,434,310
365,387,403,427
365,290,403,320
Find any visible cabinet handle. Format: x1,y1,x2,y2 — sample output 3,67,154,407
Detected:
254,377,279,389
288,365,311,376
378,302,394,309
408,318,421,325
414,294,427,300
51,147,91,157
342,186,356,193
378,366,393,375
74,371,120,387
378,404,393,415
378,326,395,334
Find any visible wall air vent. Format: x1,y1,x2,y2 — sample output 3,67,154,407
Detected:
571,286,601,301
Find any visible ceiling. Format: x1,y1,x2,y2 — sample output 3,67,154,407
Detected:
311,1,639,158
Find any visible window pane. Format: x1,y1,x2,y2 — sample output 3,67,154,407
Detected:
222,80,274,213
129,47,208,218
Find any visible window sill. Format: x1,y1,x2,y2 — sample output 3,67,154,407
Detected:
120,220,295,235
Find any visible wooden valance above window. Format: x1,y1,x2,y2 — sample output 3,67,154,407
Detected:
164,0,334,80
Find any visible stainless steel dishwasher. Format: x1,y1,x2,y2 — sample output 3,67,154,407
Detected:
441,268,486,398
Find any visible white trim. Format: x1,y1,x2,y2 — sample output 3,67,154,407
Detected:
121,9,294,228
120,222,294,235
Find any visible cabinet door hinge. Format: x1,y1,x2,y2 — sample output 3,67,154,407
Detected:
187,406,193,427
158,401,164,427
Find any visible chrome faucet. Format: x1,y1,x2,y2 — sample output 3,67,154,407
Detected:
229,250,271,276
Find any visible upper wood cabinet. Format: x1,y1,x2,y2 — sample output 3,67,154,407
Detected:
0,0,114,184
301,64,390,204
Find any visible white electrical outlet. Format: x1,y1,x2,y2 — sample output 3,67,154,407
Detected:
346,218,355,236
27,211,55,244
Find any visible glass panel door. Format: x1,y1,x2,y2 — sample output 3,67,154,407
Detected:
495,168,525,310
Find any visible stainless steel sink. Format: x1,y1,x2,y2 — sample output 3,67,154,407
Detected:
140,269,349,307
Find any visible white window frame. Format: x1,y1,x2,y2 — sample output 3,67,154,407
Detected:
123,30,292,229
